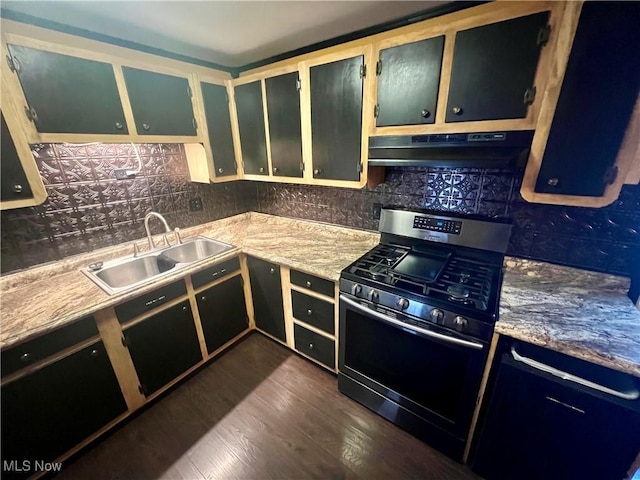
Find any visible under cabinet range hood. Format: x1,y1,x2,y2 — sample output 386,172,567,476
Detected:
368,131,535,169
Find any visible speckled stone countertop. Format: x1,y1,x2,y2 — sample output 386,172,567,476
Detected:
0,213,379,349
497,257,640,378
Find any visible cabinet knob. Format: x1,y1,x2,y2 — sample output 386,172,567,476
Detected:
182,305,188,311
420,109,430,118
273,167,279,174
19,352,32,363
218,167,224,174
142,123,150,131
201,295,206,301
115,122,124,130
12,184,23,193
547,177,559,186
313,169,322,176
259,167,265,173
309,343,314,350
307,309,313,316
90,349,99,358
269,267,276,274
452,106,463,115
305,281,312,288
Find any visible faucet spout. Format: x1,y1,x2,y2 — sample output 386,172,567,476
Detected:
144,212,172,250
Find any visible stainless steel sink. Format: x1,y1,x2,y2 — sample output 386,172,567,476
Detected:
82,236,236,295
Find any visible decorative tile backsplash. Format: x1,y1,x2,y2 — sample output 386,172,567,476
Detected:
0,143,255,273
253,167,640,277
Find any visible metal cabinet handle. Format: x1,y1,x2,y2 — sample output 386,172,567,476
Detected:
510,346,639,400
420,109,430,118
273,167,279,174
19,352,32,363
547,177,559,186
182,305,188,311
313,169,322,176
201,295,206,301
90,349,99,358
269,267,276,274
545,396,585,414
307,309,313,316
218,167,224,174
452,106,463,115
305,281,312,288
142,123,150,131
145,295,166,307
115,122,124,130
309,343,315,350
12,184,23,193
259,167,265,173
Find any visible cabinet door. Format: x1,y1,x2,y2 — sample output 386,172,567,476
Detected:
1,113,34,202
235,81,269,175
6,44,127,134
473,356,640,480
122,67,196,136
446,11,550,122
247,257,286,342
196,274,248,354
265,72,303,177
534,2,640,197
310,55,364,181
201,82,237,177
1,342,127,468
124,300,201,396
376,36,444,126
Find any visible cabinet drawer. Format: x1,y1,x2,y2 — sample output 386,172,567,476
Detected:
291,290,334,335
290,269,334,297
115,280,186,324
294,324,335,369
191,256,241,289
1,316,98,377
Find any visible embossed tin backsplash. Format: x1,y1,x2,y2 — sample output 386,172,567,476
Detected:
0,143,255,273
254,168,640,277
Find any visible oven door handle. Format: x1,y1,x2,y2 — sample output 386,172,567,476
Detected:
510,346,639,401
340,295,484,351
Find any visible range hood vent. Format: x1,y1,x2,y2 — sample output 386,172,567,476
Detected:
368,131,534,169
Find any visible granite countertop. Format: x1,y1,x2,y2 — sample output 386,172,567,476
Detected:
497,257,640,378
0,212,379,349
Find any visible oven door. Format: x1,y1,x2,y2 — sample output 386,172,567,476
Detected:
339,293,487,439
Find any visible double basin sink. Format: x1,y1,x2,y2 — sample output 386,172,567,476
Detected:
83,237,235,295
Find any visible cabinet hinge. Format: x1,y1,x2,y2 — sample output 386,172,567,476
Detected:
24,106,38,124
374,104,380,118
187,84,193,98
242,161,246,171
537,24,551,47
138,384,148,396
6,54,20,73
603,165,619,185
296,77,301,92
121,335,130,348
224,91,229,103
375,60,382,76
357,160,363,173
523,86,536,106
192,117,198,131
360,64,367,79
300,161,305,174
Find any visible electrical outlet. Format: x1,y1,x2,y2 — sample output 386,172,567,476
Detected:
114,169,134,180
372,203,383,220
189,197,203,211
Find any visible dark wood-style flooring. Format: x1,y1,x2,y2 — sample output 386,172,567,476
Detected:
57,333,481,480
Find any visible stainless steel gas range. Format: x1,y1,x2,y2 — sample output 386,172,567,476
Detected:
338,207,512,460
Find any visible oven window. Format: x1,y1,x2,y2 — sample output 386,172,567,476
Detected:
344,309,477,421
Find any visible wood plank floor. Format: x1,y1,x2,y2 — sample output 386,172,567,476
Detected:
57,333,481,480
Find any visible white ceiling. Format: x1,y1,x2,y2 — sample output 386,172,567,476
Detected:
1,1,447,68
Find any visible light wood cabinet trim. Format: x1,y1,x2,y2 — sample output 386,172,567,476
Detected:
298,63,314,182
289,283,335,304
291,319,335,341
111,62,139,136
281,265,296,349
227,80,246,177
294,344,337,373
239,255,256,330
117,293,190,330
623,100,640,185
334,282,340,370
184,275,209,360
261,79,275,177
463,332,500,463
94,308,146,412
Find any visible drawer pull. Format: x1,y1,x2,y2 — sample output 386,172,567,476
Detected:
305,281,312,288
309,343,314,350
307,309,313,316
145,295,166,307
90,349,99,358
545,396,585,414
19,352,32,363
182,305,188,311
201,295,206,301
270,268,276,274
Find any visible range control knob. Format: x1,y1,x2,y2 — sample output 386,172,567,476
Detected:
352,284,363,296
397,298,410,310
453,316,468,331
369,289,380,302
429,309,445,323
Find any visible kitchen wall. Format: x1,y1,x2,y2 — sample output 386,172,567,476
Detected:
0,143,255,273
254,167,640,278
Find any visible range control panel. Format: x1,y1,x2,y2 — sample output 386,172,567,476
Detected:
413,216,462,235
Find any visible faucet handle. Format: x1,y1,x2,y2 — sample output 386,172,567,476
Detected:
174,228,183,245
133,243,141,257
162,234,170,247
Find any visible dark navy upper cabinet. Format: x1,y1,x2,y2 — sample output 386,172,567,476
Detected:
122,67,197,136
446,11,550,123
310,55,364,182
376,36,444,127
235,81,269,175
1,113,34,202
6,44,128,134
201,82,237,177
534,2,640,197
265,72,303,178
